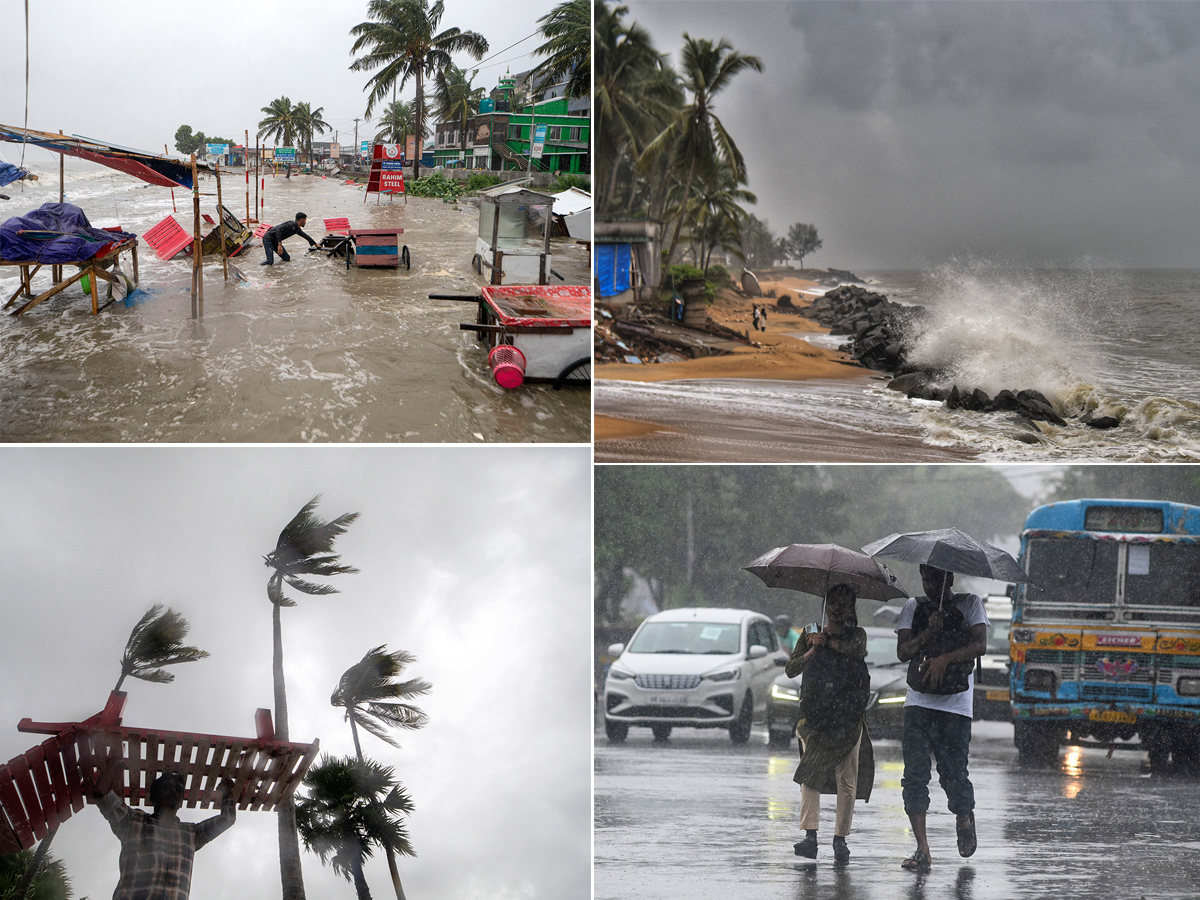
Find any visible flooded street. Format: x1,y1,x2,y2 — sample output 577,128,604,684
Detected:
595,721,1200,900
0,167,590,441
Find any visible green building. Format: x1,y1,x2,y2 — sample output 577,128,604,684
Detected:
431,70,590,174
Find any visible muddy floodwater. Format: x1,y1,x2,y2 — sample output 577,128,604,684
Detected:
0,164,590,442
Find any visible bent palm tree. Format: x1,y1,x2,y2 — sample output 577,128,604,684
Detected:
258,96,298,148
434,66,483,156
531,0,589,99
294,102,330,167
115,604,209,691
1,849,72,900
349,0,489,180
295,756,416,900
331,647,429,900
375,100,416,145
265,495,360,900
642,34,763,265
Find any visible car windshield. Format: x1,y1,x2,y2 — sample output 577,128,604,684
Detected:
628,621,741,654
865,634,901,667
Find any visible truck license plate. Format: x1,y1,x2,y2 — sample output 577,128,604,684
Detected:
985,690,1009,701
1088,709,1136,724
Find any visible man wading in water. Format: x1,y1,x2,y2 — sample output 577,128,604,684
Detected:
90,756,236,900
261,212,317,265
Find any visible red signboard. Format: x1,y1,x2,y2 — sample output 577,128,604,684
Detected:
365,144,406,202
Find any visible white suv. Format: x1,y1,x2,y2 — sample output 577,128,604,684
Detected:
603,607,788,744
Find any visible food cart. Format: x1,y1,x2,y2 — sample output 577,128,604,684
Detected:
472,186,555,285
431,284,591,389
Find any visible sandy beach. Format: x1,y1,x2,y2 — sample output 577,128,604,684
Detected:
593,270,976,460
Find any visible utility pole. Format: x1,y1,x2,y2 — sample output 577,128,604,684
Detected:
353,118,361,163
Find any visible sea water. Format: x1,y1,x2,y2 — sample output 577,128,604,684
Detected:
862,266,1200,461
0,157,590,442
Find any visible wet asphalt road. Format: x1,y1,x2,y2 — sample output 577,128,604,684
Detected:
595,720,1200,900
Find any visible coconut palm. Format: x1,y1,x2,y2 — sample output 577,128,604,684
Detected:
349,0,489,180
258,96,298,148
433,66,483,155
114,604,210,692
530,0,589,99
687,170,755,275
265,495,360,900
375,100,417,144
0,850,72,900
295,756,416,900
595,2,682,215
294,102,331,167
642,34,763,265
330,647,429,900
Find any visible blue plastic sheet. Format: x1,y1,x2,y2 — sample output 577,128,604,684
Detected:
0,203,137,263
596,243,632,297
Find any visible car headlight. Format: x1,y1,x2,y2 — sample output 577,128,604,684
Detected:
705,669,740,682
770,684,800,701
875,689,907,705
606,668,634,681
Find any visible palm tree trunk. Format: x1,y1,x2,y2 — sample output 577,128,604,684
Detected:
352,850,373,900
665,153,698,268
272,578,306,900
413,69,424,182
349,716,407,900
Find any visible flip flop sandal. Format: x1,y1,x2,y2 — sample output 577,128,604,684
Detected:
957,810,977,858
901,849,931,871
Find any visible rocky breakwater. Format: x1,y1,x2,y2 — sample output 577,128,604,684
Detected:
806,285,1119,431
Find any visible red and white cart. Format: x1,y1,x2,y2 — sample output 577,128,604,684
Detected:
431,284,591,389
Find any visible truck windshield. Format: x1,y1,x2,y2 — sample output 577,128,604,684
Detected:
628,621,742,654
1124,541,1200,606
1025,538,1119,604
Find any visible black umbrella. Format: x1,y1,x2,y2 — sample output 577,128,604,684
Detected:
861,528,1030,584
744,543,909,601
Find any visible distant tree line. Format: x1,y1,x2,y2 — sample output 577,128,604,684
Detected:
174,125,236,156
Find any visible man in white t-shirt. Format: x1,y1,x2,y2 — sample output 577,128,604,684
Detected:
894,564,988,871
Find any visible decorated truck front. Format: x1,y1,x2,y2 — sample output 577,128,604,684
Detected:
1009,499,1200,773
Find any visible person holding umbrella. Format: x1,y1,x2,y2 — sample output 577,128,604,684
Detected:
785,582,873,864
863,529,1028,872
744,544,907,864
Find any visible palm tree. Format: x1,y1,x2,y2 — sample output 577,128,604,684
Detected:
349,0,489,180
265,495,360,900
258,96,298,148
14,605,208,900
595,2,682,215
294,102,331,167
375,100,416,145
0,850,72,900
114,604,210,691
530,0,589,99
330,647,429,900
642,34,763,266
433,66,483,156
295,756,415,900
687,170,755,276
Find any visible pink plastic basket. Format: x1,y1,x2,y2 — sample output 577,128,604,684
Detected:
487,344,527,389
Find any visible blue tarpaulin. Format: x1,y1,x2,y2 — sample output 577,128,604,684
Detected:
0,161,30,188
0,203,137,263
596,243,632,298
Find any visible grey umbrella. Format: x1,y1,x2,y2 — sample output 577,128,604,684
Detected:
861,528,1031,584
744,543,909,601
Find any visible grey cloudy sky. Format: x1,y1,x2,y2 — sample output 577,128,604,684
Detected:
0,0,553,165
624,0,1200,270
0,447,590,900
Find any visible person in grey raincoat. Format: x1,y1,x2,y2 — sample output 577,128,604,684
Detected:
786,582,875,863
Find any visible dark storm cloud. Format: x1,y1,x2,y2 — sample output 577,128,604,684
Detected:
626,0,1200,268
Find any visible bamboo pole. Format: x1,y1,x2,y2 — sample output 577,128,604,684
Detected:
54,130,64,285
215,161,229,282
190,154,203,318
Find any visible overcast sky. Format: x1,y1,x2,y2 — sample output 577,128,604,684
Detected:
623,0,1200,270
0,447,589,900
0,0,554,165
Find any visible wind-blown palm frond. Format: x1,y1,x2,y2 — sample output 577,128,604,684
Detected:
258,96,297,147
264,495,360,593
115,604,210,692
531,0,589,99
333,646,431,752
